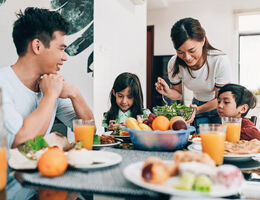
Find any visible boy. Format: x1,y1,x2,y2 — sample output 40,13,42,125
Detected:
0,7,94,148
217,83,260,140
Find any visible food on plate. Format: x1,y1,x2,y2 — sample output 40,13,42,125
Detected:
44,132,71,150
125,117,141,130
152,115,170,131
174,150,216,168
178,162,216,177
153,103,193,120
112,126,129,136
38,147,68,177
175,162,215,192
93,135,101,144
224,139,260,155
142,158,170,184
174,172,196,190
169,116,187,130
189,133,200,140
67,148,93,166
17,136,48,159
194,175,212,192
215,165,244,188
100,136,116,144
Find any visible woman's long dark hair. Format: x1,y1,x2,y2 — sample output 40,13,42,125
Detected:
105,72,144,124
170,17,220,79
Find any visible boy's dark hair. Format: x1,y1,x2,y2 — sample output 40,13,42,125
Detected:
12,7,70,56
218,83,256,117
105,72,144,125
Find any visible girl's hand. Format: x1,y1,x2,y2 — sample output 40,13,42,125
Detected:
108,120,122,131
155,77,170,96
186,104,197,124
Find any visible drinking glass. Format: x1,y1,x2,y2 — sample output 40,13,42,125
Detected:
0,88,7,191
221,117,242,143
200,124,226,165
73,119,95,150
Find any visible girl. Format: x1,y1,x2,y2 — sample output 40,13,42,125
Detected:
102,72,150,131
155,17,232,131
217,83,260,140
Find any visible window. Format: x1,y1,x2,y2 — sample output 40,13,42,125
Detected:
239,14,260,91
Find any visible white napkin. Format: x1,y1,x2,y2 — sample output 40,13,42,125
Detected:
242,181,260,199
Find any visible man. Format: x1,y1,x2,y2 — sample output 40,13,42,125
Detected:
0,7,94,148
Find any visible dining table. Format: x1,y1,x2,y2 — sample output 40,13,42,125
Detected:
4,140,260,200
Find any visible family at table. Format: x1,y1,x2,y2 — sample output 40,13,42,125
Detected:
1,6,260,199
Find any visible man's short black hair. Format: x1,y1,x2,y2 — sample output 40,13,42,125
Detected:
218,83,256,117
12,7,70,56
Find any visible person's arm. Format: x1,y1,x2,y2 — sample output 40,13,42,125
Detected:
241,119,260,141
12,74,63,148
155,77,182,100
60,81,94,120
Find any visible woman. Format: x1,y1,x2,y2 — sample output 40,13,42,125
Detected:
155,17,232,131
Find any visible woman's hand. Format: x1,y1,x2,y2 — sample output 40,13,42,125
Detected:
155,77,170,96
186,104,197,124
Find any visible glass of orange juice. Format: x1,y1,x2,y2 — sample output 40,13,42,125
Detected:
0,90,7,191
221,117,241,143
73,119,95,150
200,124,226,165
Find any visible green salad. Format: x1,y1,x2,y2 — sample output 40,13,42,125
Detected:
153,103,193,120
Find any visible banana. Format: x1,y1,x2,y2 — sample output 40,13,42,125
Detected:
125,117,141,130
138,123,152,131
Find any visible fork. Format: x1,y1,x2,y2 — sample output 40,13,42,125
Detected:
162,95,168,105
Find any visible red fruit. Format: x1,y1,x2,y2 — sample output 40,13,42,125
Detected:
148,113,157,123
143,119,149,125
122,131,129,136
171,120,187,130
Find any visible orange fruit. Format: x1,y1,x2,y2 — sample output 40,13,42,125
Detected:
152,116,170,131
38,147,68,177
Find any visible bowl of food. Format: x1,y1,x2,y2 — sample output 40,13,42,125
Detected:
124,126,195,151
153,103,194,120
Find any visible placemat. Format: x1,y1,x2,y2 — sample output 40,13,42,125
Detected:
18,148,174,197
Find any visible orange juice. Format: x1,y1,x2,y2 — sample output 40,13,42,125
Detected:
200,132,225,165
223,123,241,142
74,125,95,150
0,147,7,191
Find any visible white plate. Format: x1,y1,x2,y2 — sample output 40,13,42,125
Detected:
8,149,122,171
69,151,122,170
187,144,260,162
123,161,241,198
8,148,37,170
92,141,121,149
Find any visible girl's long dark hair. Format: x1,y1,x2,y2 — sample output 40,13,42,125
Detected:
105,72,144,124
170,17,220,79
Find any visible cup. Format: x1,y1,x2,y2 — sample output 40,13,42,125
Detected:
0,88,7,191
73,119,95,150
221,117,242,143
200,124,226,165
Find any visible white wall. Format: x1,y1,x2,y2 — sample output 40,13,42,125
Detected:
147,0,260,104
94,0,147,133
0,0,94,109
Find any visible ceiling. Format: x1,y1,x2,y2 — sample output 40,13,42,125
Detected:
147,0,193,10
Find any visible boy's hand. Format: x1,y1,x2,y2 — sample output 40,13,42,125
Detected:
59,80,78,99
